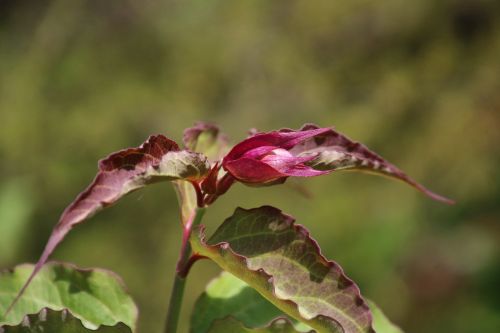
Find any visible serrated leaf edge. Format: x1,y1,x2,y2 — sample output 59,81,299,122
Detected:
0,308,130,332
1,262,138,332
192,206,375,333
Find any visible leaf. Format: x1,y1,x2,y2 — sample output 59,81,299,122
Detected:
207,317,302,333
191,271,311,333
0,309,131,333
183,122,229,162
192,273,402,333
0,263,137,331
289,124,453,204
6,134,210,313
221,124,453,204
190,206,374,333
182,122,231,202
172,180,198,225
368,302,403,333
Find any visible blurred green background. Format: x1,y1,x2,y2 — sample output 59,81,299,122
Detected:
1,0,499,332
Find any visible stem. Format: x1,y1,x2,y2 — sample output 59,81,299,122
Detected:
164,275,186,333
191,181,205,208
164,207,205,333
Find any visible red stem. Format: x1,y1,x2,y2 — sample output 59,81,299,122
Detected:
178,254,208,278
190,181,205,207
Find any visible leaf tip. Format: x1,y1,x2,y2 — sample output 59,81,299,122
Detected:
406,179,455,205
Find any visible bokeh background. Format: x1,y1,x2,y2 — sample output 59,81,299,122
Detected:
1,0,499,332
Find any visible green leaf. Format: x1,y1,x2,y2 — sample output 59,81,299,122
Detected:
0,309,131,333
191,271,311,333
0,263,137,331
207,317,302,333
190,206,374,333
368,302,403,333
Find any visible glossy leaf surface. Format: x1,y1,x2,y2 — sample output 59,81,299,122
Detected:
190,206,374,333
0,309,131,333
0,263,137,331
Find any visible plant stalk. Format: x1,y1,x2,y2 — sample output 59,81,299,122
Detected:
164,207,206,333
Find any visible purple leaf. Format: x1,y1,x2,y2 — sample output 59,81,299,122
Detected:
6,135,210,315
222,124,453,204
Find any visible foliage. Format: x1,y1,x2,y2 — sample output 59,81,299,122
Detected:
191,206,373,333
3,1,499,331
191,271,300,333
0,309,131,333
0,263,137,331
0,123,453,333
192,272,403,333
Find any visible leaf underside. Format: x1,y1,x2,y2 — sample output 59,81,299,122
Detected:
0,309,131,333
190,206,374,333
0,263,137,329
172,179,198,225
7,135,209,314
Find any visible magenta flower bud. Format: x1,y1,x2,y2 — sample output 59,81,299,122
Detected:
222,127,332,184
